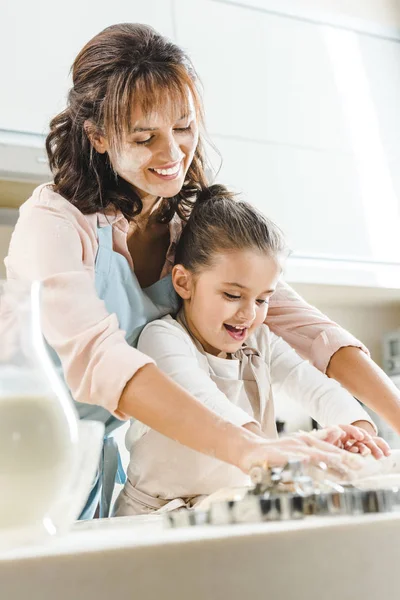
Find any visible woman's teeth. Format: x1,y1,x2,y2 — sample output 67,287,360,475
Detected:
152,164,180,176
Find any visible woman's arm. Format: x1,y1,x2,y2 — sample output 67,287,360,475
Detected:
6,191,152,416
267,280,400,434
268,330,390,457
268,329,375,429
327,347,400,435
119,363,361,472
266,279,368,372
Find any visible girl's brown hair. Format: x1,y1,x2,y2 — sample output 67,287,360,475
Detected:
175,184,288,271
46,23,208,222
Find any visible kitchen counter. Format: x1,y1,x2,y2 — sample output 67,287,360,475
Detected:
1,511,399,600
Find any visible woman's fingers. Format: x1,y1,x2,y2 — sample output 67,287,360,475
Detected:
305,425,345,446
264,443,355,480
294,431,364,470
243,434,363,475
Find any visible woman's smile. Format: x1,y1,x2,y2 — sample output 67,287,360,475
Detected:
149,160,182,180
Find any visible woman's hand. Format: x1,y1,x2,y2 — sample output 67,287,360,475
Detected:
317,422,391,459
240,429,363,476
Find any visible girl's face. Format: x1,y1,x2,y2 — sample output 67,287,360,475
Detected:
96,93,199,201
173,249,282,356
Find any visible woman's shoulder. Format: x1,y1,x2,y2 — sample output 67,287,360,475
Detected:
19,183,97,233
5,183,99,280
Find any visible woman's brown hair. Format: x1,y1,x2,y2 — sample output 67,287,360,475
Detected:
46,23,208,222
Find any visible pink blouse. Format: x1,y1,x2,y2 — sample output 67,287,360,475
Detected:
5,184,368,419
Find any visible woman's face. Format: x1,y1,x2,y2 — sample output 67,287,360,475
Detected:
173,249,282,357
103,93,199,200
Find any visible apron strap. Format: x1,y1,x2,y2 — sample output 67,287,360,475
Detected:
99,437,126,518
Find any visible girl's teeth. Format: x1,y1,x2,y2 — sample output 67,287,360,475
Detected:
153,165,180,176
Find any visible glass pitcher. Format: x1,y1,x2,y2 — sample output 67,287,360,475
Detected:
0,280,103,548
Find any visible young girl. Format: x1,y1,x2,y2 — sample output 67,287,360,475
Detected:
114,185,389,516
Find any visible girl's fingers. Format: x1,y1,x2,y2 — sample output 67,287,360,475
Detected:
350,442,371,456
338,424,369,442
348,445,360,453
371,436,391,457
363,437,390,459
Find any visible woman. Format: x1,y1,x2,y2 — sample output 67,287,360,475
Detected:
5,23,399,517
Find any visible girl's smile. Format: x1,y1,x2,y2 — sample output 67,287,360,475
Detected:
223,323,249,342
173,249,282,357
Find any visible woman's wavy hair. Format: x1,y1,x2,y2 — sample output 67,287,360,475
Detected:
46,23,208,222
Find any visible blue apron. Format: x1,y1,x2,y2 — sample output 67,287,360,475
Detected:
55,222,179,519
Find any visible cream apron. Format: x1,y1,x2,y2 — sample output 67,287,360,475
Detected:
114,313,278,516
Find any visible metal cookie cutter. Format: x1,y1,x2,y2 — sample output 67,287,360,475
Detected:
166,460,400,529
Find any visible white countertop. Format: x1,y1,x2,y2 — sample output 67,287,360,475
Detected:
1,511,400,600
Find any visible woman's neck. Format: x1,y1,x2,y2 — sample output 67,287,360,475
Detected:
127,194,163,239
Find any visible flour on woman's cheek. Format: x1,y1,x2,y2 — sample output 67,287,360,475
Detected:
112,142,154,199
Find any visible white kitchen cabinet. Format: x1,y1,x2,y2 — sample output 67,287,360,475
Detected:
175,0,400,284
356,34,400,160
175,0,352,153
0,0,175,135
213,134,400,266
217,0,400,36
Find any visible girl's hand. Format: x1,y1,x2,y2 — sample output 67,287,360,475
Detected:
240,430,363,477
318,422,391,460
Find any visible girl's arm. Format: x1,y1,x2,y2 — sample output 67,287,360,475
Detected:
136,318,259,428
133,318,361,472
267,279,400,434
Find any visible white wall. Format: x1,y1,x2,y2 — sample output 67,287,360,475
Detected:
291,0,400,26
302,0,400,24
291,283,400,366
229,0,400,30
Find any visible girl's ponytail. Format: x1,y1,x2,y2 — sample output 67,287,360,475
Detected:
175,184,288,272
